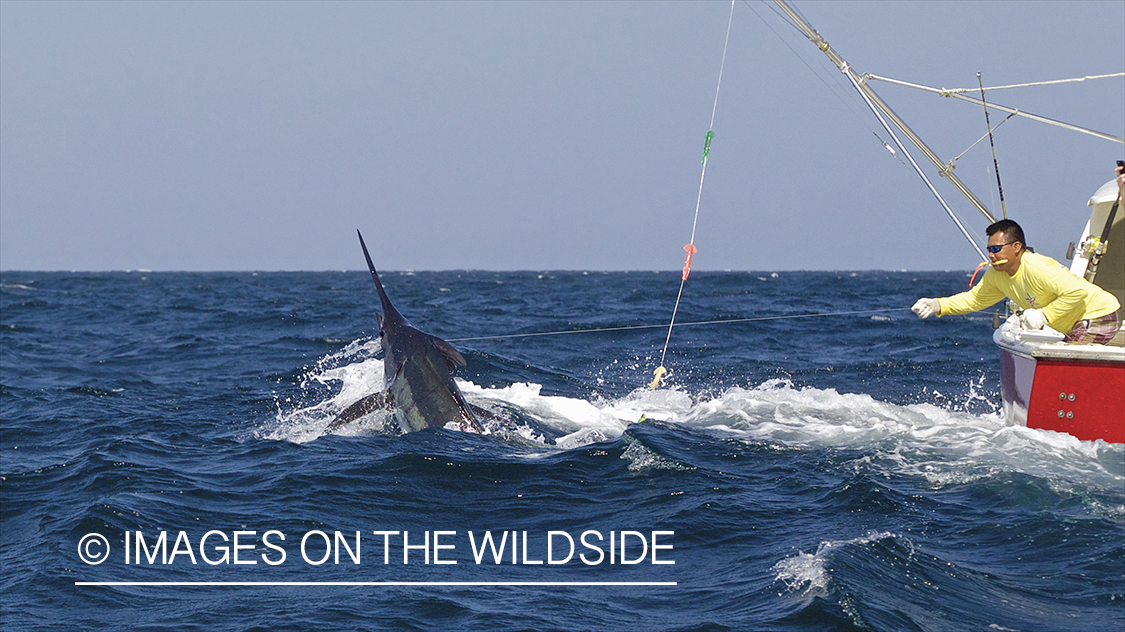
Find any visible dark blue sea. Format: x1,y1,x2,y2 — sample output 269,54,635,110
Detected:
2,270,1122,631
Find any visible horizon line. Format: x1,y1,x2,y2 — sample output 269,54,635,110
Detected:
77,581,678,587
1,267,960,274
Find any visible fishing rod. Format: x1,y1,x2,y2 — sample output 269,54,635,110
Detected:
977,72,1007,219
1084,162,1123,282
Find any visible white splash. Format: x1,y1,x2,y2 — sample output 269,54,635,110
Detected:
259,345,1124,494
773,531,901,595
259,338,387,444
719,381,1121,493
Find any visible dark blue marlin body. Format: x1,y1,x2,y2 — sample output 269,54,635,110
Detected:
325,231,483,434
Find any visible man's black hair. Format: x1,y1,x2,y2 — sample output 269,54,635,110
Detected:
986,219,1026,248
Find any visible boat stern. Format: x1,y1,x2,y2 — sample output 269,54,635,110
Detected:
994,316,1125,442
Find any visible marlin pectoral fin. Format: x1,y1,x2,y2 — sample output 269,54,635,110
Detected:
325,391,391,433
387,358,407,388
430,336,467,370
449,386,484,433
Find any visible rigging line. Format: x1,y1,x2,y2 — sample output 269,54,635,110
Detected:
769,1,994,248
746,0,903,163
844,64,990,262
951,110,1017,164
865,74,1125,144
447,307,913,343
943,73,1125,93
651,0,736,390
766,0,812,34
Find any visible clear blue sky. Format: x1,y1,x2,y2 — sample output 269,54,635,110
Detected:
2,1,1122,271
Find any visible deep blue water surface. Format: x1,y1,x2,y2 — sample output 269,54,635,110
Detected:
2,270,1122,631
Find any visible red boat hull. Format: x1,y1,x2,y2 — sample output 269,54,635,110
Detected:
1000,348,1125,443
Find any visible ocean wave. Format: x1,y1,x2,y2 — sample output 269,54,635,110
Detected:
262,343,1125,496
773,526,1122,631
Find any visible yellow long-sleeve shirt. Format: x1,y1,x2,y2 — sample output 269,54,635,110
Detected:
938,251,1120,333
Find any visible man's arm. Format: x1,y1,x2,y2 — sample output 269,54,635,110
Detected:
937,279,1007,317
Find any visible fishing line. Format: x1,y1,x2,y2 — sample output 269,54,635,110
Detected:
447,307,912,343
651,0,736,391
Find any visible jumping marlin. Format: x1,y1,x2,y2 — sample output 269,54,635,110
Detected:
325,231,484,435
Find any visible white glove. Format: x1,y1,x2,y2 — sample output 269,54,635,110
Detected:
1020,308,1047,330
911,298,940,319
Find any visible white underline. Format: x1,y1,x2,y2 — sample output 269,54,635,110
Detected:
76,581,677,587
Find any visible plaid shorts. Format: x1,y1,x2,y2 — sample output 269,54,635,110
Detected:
1065,311,1121,345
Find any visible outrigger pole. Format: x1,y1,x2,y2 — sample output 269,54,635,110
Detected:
773,0,993,262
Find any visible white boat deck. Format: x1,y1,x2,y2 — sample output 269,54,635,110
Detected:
993,317,1125,362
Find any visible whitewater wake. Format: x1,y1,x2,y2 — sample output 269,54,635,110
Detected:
260,342,1125,496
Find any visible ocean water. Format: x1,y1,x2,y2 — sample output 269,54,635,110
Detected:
1,270,1122,631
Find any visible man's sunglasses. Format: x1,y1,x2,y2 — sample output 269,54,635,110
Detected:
987,241,1017,254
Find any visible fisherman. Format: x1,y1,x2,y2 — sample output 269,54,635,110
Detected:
911,218,1121,345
